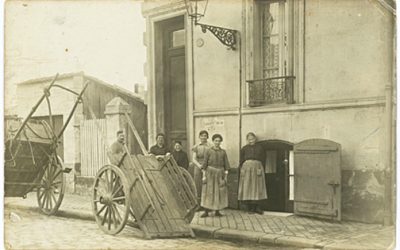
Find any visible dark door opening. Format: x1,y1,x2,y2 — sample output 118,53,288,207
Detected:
155,16,187,151
261,140,294,213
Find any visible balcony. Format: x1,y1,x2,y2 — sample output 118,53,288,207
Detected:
246,76,295,107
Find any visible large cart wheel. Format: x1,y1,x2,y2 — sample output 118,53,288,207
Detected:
92,165,131,235
180,168,197,223
37,156,66,215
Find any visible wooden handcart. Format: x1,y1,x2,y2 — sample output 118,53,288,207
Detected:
91,113,198,239
4,73,89,215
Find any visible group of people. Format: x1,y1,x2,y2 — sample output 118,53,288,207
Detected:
109,129,268,217
191,130,267,217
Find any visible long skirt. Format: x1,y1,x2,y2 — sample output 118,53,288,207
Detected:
201,166,228,210
238,160,267,201
193,165,203,201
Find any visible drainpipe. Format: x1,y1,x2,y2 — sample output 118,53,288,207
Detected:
383,15,395,226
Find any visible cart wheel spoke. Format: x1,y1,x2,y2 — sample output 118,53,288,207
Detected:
96,204,107,216
50,192,57,206
112,176,120,194
112,196,125,202
113,204,123,223
51,181,62,187
110,171,115,192
110,206,118,228
38,189,46,201
102,207,109,226
112,185,123,198
48,192,53,209
108,206,112,230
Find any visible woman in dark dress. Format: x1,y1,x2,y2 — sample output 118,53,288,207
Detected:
200,134,230,217
238,132,267,214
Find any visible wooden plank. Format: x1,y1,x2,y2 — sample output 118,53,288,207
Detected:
124,112,148,155
130,155,172,233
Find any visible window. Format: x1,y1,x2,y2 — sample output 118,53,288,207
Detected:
247,0,295,107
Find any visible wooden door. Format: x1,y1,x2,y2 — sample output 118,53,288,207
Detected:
294,139,341,220
162,16,187,150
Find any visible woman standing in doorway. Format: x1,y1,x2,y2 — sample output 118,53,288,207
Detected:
192,130,212,204
238,132,267,214
200,134,230,217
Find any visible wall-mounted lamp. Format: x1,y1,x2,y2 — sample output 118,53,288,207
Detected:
184,0,238,50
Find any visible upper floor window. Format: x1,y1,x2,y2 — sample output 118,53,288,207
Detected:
247,0,295,107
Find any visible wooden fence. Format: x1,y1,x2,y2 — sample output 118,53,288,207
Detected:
80,119,108,176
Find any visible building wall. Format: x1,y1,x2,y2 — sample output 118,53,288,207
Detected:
304,0,393,103
15,73,148,194
142,0,395,223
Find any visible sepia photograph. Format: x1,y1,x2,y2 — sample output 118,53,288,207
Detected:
3,0,397,249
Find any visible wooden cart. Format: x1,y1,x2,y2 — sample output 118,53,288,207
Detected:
4,74,89,215
91,113,198,238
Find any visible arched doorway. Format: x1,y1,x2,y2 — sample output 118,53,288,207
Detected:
260,139,294,213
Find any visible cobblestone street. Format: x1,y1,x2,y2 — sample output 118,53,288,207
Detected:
4,207,300,250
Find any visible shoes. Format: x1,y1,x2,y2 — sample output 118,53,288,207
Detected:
215,211,223,217
254,207,264,215
200,212,209,218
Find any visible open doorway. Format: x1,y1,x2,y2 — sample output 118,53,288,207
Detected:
260,140,294,213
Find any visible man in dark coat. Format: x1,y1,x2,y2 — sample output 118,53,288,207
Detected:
149,133,170,160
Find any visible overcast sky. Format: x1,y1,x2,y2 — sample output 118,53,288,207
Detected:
5,0,146,109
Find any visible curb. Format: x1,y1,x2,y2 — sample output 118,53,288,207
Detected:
190,224,324,249
6,204,391,250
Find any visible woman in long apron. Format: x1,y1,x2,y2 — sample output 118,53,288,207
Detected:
238,132,267,214
200,134,230,217
192,130,212,205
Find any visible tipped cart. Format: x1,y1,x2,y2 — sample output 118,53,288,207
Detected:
91,113,198,238
4,74,89,215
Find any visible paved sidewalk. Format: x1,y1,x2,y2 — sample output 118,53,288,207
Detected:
5,193,395,250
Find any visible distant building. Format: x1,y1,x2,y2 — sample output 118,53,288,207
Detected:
142,0,395,224
14,72,148,193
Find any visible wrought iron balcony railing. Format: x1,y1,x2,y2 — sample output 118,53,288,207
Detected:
246,76,295,107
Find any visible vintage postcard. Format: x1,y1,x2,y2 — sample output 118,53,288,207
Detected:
3,0,397,249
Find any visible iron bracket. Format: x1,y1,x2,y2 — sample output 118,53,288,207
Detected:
196,22,238,50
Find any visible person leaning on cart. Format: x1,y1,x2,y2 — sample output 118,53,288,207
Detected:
108,130,126,166
149,133,171,160
200,134,230,218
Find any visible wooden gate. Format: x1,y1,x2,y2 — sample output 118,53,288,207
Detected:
80,119,108,176
293,139,341,221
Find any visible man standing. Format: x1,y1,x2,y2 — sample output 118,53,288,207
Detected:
108,130,126,166
149,133,170,160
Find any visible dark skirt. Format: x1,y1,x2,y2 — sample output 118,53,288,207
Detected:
201,166,228,210
238,160,267,200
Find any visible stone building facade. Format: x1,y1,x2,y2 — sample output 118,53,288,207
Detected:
141,0,395,223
